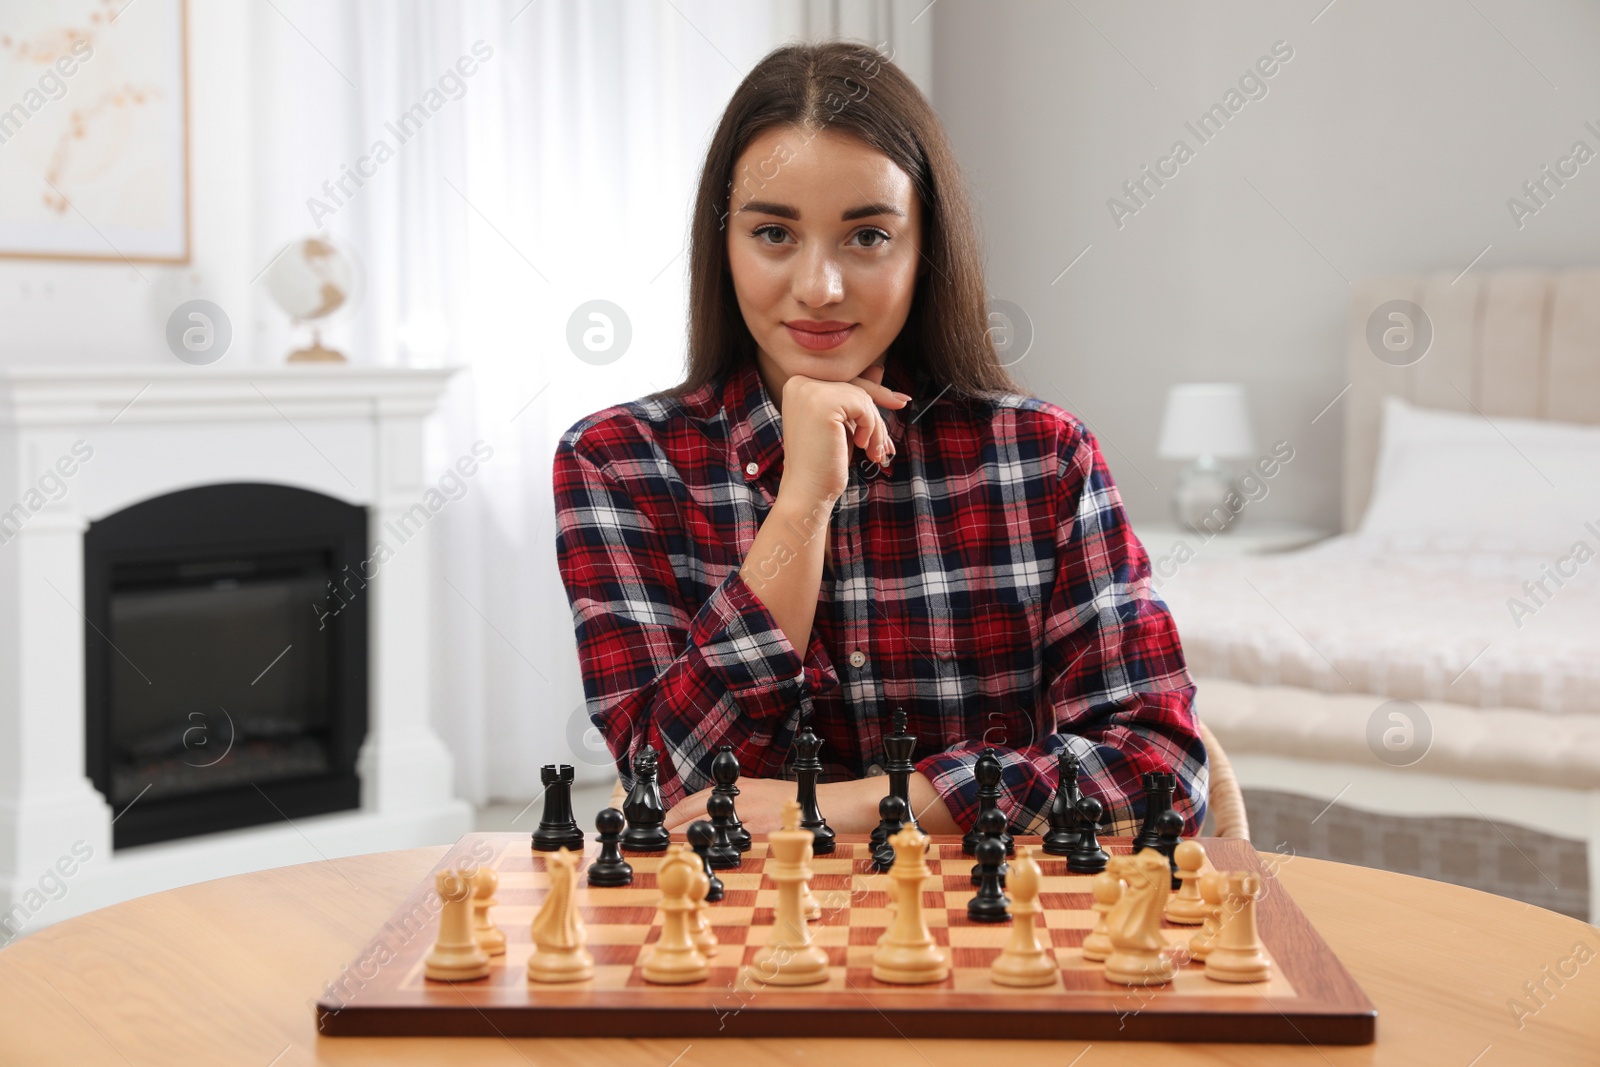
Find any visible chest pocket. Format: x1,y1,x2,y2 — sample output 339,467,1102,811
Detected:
891,597,1045,750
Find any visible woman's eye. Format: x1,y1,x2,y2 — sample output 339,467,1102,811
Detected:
853,228,891,248
752,225,789,245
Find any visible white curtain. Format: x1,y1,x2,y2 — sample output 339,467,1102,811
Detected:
252,0,932,804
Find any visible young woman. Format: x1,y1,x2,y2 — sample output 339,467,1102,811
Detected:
553,41,1207,836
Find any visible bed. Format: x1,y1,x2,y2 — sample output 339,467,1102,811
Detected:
1155,269,1600,922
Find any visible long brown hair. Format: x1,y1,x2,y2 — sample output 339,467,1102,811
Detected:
649,40,1022,404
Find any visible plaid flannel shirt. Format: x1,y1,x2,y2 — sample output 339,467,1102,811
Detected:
553,353,1208,836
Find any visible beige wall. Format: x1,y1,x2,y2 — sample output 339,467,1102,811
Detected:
932,0,1600,529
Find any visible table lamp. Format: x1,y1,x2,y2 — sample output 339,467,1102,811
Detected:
1157,383,1256,534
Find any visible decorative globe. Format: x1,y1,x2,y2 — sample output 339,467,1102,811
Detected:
262,236,363,361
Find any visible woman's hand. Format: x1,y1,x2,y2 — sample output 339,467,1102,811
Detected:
664,777,803,835
776,356,911,506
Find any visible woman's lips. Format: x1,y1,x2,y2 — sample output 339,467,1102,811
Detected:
785,323,857,351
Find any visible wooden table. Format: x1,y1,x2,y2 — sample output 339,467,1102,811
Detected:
0,846,1594,1065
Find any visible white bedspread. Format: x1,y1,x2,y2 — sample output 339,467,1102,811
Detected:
1151,532,1600,718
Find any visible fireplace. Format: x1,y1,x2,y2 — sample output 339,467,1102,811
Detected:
85,484,368,848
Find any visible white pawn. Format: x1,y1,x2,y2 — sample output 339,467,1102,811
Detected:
1205,871,1272,983
1163,840,1210,925
991,845,1057,987
1187,870,1227,961
1080,864,1123,963
642,845,710,984
425,867,491,982
473,865,507,955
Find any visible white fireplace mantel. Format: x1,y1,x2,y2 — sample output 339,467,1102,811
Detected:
0,364,473,937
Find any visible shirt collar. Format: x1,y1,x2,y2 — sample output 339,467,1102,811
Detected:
725,353,918,483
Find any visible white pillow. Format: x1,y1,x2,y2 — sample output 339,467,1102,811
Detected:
1357,395,1600,552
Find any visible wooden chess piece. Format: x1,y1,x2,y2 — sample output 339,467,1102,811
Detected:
684,843,719,959
1132,770,1177,853
1067,795,1109,873
1041,749,1083,856
1187,870,1227,961
991,846,1057,987
963,749,1014,855
1080,863,1123,963
794,718,837,855
532,763,586,851
1153,809,1184,890
966,835,1010,923
747,801,829,985
587,807,634,887
870,794,909,871
1164,840,1210,925
642,845,710,984
871,825,950,984
526,847,595,983
883,707,923,831
711,745,752,852
425,867,491,981
704,793,744,870
970,806,1011,886
686,821,725,902
472,865,507,956
621,744,671,852
1205,871,1273,983
1102,850,1177,986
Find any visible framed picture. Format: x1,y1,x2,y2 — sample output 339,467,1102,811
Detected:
0,0,190,263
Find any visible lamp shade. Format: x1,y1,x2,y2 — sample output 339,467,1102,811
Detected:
1157,383,1256,459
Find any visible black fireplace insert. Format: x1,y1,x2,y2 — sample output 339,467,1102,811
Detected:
84,483,369,849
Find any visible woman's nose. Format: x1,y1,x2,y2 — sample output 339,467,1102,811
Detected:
792,248,845,306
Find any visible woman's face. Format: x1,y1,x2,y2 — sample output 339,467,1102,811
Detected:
725,125,924,399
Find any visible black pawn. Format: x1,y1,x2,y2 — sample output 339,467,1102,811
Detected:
966,835,1010,923
532,764,586,852
870,794,909,871
1041,750,1083,857
963,749,1014,856
703,793,743,870
586,807,633,887
1153,808,1184,890
1133,770,1177,853
686,820,726,902
620,744,671,852
1067,795,1109,874
711,746,752,853
793,719,836,855
970,806,1011,887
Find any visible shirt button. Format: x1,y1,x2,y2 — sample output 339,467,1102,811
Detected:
848,649,866,668
744,461,759,476
867,763,886,777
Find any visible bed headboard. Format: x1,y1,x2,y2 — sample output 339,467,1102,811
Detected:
1343,269,1600,532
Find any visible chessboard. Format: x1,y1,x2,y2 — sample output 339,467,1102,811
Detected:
316,833,1376,1043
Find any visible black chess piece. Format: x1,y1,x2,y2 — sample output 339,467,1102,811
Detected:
963,749,1014,856
532,764,586,852
870,794,910,872
1153,808,1184,890
970,807,1012,886
1067,794,1110,874
704,793,744,870
1041,750,1083,857
883,707,923,832
686,820,726,902
586,807,634,887
711,745,752,853
620,744,671,852
793,719,836,855
1132,770,1177,853
966,835,1011,923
